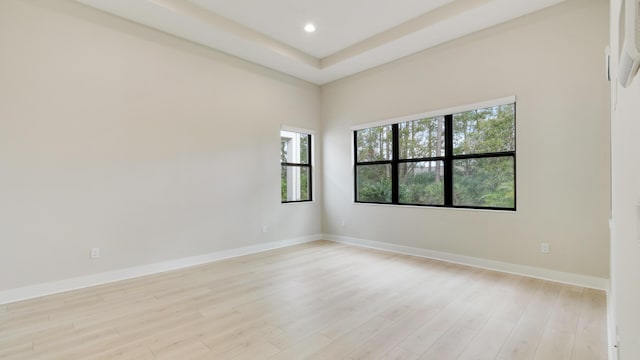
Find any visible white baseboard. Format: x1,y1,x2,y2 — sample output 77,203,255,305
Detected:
1,233,609,306
607,289,617,360
0,234,322,305
607,219,617,360
324,234,609,291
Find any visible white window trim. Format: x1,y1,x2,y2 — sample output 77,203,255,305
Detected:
281,125,316,136
280,125,316,204
350,97,517,210
350,96,516,131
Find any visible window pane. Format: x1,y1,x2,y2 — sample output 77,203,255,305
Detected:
281,131,309,164
356,164,392,203
399,117,445,159
281,166,310,202
453,104,515,155
453,157,515,208
356,125,393,162
399,161,444,205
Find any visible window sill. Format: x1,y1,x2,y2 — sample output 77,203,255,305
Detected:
281,200,315,205
352,201,517,213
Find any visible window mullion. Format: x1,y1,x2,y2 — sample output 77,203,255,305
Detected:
391,124,399,204
353,131,358,201
444,114,453,206
308,134,313,201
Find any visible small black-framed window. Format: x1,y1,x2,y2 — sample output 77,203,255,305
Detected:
354,100,516,211
281,129,312,203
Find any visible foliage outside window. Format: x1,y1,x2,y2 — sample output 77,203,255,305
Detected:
354,102,515,210
281,130,312,202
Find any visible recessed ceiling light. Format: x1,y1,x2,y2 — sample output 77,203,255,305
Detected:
304,23,316,33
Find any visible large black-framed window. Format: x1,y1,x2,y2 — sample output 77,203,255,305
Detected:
354,102,516,210
281,130,312,203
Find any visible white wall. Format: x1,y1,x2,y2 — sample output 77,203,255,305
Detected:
0,0,614,303
609,0,640,357
321,0,610,279
0,0,321,291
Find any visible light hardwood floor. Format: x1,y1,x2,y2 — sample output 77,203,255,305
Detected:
0,241,607,359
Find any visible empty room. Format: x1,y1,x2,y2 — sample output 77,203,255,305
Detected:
1,0,639,359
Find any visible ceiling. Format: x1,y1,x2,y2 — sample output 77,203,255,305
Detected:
76,0,565,85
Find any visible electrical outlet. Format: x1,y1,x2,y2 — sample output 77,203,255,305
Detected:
90,248,100,259
540,243,550,254
341,220,346,227
262,225,268,233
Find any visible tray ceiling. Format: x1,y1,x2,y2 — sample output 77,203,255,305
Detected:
76,0,565,84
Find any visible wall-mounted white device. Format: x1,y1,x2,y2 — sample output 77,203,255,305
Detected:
619,0,640,88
